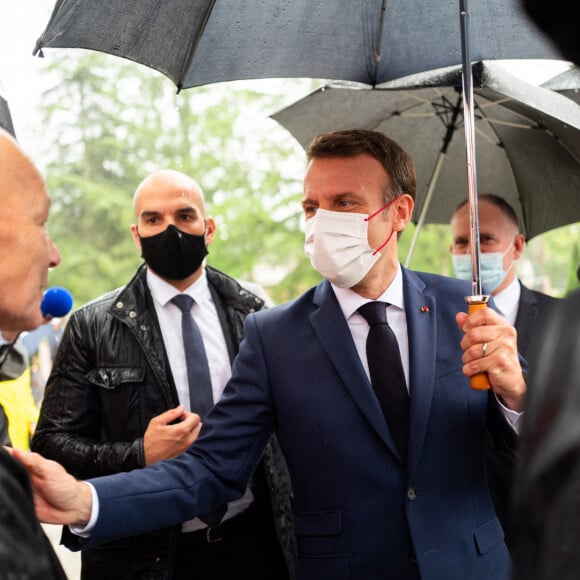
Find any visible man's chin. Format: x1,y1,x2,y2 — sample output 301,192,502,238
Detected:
17,307,46,333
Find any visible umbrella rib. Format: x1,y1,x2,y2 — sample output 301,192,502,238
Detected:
482,118,538,130
371,0,388,86
176,0,218,92
398,112,439,118
477,98,545,127
397,89,443,105
473,124,502,147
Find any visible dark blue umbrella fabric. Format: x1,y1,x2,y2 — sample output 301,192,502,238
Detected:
34,0,564,91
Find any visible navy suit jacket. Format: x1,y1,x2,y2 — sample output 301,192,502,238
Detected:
80,269,512,580
514,281,559,358
485,281,558,548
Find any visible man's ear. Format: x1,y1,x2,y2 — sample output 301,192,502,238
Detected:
204,217,217,246
513,233,525,260
130,224,142,252
392,194,414,233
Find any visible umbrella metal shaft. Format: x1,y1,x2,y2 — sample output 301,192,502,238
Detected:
459,0,483,298
460,0,490,391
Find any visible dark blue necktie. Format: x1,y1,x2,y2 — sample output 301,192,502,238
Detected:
171,294,226,527
358,301,409,460
171,294,213,419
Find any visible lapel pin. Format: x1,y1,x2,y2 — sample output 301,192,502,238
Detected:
420,306,430,313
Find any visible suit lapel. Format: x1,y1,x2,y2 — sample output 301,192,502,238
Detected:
403,270,437,474
309,282,394,450
514,282,537,356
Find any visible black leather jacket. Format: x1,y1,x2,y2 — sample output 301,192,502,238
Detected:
32,265,295,579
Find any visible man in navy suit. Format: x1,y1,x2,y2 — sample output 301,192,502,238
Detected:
450,194,558,547
14,130,525,580
450,194,558,359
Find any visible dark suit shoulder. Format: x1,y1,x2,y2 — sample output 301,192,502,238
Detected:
251,283,321,324
516,282,560,358
0,450,66,579
520,282,559,308
404,268,473,305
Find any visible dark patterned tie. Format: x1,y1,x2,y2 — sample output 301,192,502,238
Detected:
358,301,409,459
171,294,213,419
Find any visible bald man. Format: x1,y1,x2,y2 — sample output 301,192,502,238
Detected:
0,131,61,331
0,128,65,578
449,193,559,548
31,170,293,580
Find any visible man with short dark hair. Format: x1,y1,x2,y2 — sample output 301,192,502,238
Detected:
450,193,559,546
16,130,525,580
450,193,558,357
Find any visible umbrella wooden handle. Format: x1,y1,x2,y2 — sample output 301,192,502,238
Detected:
467,301,491,390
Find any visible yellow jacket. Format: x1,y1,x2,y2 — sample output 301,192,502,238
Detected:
0,367,39,450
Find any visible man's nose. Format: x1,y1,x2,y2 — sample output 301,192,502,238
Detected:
48,237,62,268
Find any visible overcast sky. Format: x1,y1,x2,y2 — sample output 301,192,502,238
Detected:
0,0,54,152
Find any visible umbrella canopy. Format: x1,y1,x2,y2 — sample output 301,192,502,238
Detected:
542,67,580,103
34,0,564,91
272,61,580,243
0,89,15,138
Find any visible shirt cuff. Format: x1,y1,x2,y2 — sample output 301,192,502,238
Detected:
68,482,99,538
496,394,524,435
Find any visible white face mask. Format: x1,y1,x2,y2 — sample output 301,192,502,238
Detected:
304,204,396,288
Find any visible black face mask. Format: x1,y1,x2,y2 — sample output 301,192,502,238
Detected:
139,224,209,281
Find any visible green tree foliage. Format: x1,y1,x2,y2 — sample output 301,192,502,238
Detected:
37,52,578,309
38,52,318,306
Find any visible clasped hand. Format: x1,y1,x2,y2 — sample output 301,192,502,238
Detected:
456,307,526,411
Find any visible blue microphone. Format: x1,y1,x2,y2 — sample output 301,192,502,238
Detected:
41,287,74,318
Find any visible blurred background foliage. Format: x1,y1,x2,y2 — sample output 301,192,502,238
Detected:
37,52,579,308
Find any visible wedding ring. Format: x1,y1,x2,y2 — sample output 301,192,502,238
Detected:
482,342,488,357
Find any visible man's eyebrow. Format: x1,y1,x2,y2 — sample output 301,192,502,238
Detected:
140,210,160,219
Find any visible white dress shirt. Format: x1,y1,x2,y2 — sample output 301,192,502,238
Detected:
147,269,232,409
332,265,410,389
491,277,521,326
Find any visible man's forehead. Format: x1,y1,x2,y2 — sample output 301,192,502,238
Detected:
137,185,199,206
7,184,49,219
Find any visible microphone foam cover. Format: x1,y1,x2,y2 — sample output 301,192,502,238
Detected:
41,287,73,318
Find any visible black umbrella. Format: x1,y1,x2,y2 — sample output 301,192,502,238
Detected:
0,87,16,138
272,61,580,252
33,0,563,91
34,0,569,391
542,67,580,103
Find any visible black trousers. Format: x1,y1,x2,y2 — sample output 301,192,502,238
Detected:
173,503,285,580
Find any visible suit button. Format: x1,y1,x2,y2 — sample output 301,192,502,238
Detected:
407,487,417,500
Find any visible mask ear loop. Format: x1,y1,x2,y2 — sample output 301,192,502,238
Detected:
364,196,399,222
372,230,396,256
365,196,399,256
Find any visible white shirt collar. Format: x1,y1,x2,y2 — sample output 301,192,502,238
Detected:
146,267,211,309
492,277,520,323
332,262,405,320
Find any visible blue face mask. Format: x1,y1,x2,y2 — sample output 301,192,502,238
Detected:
452,245,513,294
